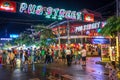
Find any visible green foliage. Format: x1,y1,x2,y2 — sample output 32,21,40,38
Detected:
13,24,57,47
4,42,12,49
34,24,57,46
14,33,34,46
99,16,120,37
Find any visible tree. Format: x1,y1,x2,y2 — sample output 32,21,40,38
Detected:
99,16,120,61
34,24,57,47
13,24,56,47
14,33,34,46
99,16,120,37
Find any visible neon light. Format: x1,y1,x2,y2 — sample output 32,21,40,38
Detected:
0,38,12,41
58,9,66,20
65,10,71,19
71,11,76,20
85,16,94,22
1,5,13,10
84,13,94,22
76,12,82,20
28,4,36,14
36,5,43,15
75,22,101,32
19,3,27,13
52,8,59,19
45,7,53,18
0,1,16,13
19,3,86,21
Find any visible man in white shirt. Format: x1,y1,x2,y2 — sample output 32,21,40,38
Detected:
65,47,71,66
81,47,87,66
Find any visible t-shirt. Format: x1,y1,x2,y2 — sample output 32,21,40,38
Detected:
41,50,45,56
66,49,71,55
9,53,15,60
81,49,86,57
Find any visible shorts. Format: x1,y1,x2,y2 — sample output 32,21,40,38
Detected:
82,57,86,61
10,59,15,65
62,56,66,59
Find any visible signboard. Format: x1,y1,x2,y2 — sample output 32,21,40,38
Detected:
84,13,94,22
0,0,16,13
10,34,19,38
92,38,110,44
75,21,106,32
75,22,101,32
0,38,12,41
90,36,110,44
19,3,84,20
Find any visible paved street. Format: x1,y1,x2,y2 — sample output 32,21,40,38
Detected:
0,57,108,80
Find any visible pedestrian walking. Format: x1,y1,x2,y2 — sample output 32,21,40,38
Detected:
0,54,2,64
61,48,66,64
45,49,50,64
66,47,71,66
77,48,82,64
23,51,28,72
81,47,87,66
51,49,54,63
20,48,23,59
2,50,7,65
8,51,15,68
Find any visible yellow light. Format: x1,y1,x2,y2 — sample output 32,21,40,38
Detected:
116,37,119,61
109,47,112,61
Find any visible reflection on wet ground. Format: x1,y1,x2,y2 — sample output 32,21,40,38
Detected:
0,57,108,80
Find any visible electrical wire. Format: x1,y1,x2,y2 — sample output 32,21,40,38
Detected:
94,1,115,12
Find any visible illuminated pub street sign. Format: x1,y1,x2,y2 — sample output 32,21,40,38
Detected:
0,1,94,21
75,21,106,32
19,3,94,21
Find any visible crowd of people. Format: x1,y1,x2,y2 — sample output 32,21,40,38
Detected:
0,46,119,79
0,46,87,67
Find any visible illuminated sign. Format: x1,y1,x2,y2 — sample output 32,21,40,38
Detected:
75,22,101,32
84,13,94,22
92,36,110,44
19,3,83,20
10,34,19,38
74,21,106,32
0,1,16,13
0,38,12,41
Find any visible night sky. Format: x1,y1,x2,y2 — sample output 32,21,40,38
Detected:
0,0,115,38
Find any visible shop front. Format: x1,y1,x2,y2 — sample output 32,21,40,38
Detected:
51,20,111,60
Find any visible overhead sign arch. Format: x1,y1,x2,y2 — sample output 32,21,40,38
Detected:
19,2,89,21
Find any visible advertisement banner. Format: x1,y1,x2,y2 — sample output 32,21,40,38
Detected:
0,0,16,13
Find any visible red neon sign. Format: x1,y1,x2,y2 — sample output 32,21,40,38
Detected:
84,13,94,22
0,0,16,13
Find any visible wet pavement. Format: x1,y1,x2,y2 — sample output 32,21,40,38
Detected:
0,57,108,80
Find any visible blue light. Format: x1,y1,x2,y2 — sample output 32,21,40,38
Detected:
10,34,19,38
92,38,109,44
